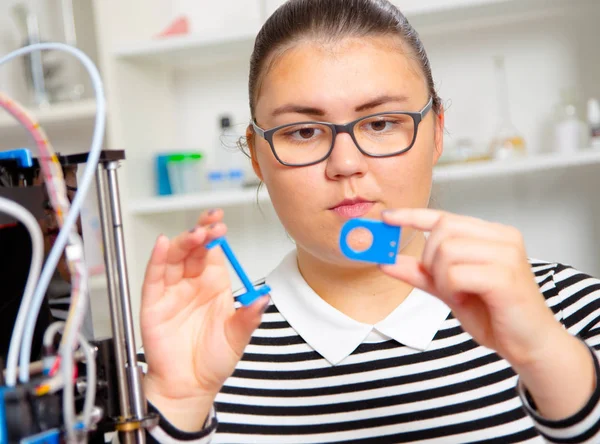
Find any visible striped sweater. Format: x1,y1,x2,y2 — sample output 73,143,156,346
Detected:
144,258,600,443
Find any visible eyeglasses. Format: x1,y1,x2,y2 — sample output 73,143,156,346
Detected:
252,97,433,167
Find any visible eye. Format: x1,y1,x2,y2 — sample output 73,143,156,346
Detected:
359,115,412,136
368,120,392,132
298,128,316,139
281,125,325,141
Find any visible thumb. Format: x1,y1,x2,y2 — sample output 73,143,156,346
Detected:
225,296,270,356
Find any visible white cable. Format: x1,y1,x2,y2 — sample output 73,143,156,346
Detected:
43,321,67,351
0,42,106,384
2,197,45,387
61,240,88,443
40,320,96,434
78,334,96,430
42,321,66,376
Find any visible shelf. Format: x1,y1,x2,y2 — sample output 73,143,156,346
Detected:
403,0,577,34
114,32,256,68
434,150,600,183
0,99,97,130
129,151,600,216
112,0,583,68
128,186,269,215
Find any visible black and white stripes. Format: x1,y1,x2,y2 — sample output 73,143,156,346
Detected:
145,260,600,443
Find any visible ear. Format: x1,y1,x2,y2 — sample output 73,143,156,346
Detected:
432,110,445,166
246,125,264,181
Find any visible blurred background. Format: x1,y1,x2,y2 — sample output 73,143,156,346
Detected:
1,0,599,342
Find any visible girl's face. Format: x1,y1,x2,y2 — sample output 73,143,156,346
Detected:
250,36,443,266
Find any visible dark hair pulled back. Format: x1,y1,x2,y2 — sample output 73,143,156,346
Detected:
248,0,442,119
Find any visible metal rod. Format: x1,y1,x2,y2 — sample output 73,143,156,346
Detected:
26,11,49,106
105,162,147,440
60,0,78,46
95,165,135,444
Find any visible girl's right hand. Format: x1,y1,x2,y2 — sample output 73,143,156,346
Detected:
140,209,270,431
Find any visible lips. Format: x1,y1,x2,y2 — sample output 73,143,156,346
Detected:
330,197,375,218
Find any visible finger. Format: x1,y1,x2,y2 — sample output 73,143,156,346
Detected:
142,235,169,306
420,215,522,273
204,222,228,246
166,226,210,265
383,208,517,241
162,227,211,286
224,296,270,357
429,238,525,286
441,263,512,307
183,223,229,279
197,208,224,227
382,208,446,232
380,255,436,295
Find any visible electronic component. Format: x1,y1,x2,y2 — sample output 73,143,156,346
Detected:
0,383,62,443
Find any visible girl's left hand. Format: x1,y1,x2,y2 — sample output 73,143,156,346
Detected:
380,208,566,369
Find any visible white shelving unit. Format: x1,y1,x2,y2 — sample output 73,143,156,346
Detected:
113,0,581,68
130,186,269,215
434,150,600,182
0,98,97,130
129,150,600,215
114,33,256,68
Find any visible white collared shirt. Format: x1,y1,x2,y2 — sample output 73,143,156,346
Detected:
266,251,451,365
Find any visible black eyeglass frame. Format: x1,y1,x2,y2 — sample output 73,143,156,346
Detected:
252,97,434,167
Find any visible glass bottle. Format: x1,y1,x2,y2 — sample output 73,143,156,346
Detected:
489,56,526,160
553,88,586,154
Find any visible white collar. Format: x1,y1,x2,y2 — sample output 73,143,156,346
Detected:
266,251,451,366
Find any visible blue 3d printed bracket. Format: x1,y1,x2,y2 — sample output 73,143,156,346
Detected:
339,218,401,265
206,237,271,306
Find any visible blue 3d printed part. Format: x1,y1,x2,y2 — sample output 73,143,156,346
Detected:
0,148,33,168
21,429,60,444
0,388,6,444
339,218,401,265
206,237,271,306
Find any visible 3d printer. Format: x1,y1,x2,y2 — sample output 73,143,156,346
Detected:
0,43,154,444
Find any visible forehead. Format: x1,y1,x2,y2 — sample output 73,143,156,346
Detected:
255,36,426,115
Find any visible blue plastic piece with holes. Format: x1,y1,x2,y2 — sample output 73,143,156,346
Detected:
339,218,401,265
0,388,6,444
20,428,60,444
0,148,33,168
206,237,271,306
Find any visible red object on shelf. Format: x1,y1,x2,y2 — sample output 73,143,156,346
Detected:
156,16,190,38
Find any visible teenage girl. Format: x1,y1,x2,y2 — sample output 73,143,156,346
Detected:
139,1,600,442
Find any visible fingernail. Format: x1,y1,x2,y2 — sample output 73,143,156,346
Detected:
189,227,198,233
208,223,217,230
208,208,218,215
260,298,270,314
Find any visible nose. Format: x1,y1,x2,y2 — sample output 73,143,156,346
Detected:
325,132,368,180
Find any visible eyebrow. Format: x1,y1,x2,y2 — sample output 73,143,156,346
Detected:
271,95,411,118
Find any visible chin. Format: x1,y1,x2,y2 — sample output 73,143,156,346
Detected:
298,242,377,271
